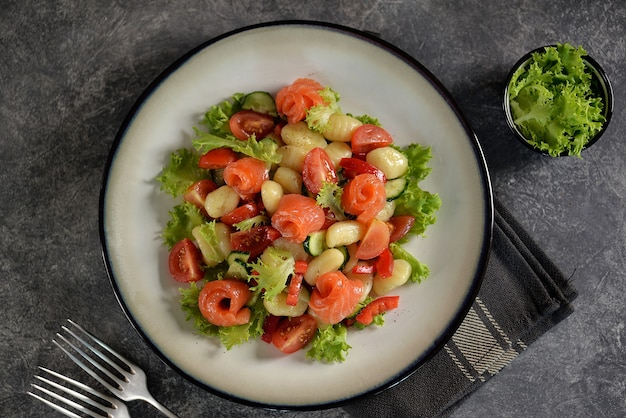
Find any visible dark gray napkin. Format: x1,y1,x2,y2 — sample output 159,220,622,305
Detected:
342,197,578,417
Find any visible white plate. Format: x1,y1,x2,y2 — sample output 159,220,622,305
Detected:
100,21,492,410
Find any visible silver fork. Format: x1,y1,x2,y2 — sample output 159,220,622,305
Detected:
53,319,178,418
28,366,130,417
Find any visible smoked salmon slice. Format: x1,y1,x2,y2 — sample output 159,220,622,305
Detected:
198,279,252,327
270,194,325,243
223,157,269,199
275,78,325,124
341,173,387,224
308,271,364,325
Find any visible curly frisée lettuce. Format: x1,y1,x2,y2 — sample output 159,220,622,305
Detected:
507,43,606,157
393,143,442,236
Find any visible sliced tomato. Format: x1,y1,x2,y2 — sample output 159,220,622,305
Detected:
374,247,394,278
271,314,318,354
351,124,394,154
388,215,416,242
355,218,391,260
168,238,204,283
220,202,260,226
302,147,338,195
262,314,281,343
339,157,386,183
198,148,238,169
355,295,400,326
230,225,282,258
183,179,218,216
229,110,275,140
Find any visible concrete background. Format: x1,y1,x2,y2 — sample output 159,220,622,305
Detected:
2,1,624,417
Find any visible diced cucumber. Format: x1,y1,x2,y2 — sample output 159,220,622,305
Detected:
225,251,250,280
226,259,250,280
242,91,278,117
303,231,326,256
227,250,250,265
385,177,407,201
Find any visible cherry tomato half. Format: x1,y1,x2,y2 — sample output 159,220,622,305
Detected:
271,314,318,354
302,147,338,195
388,215,416,243
230,225,282,258
198,148,238,169
220,202,260,226
168,238,204,283
183,179,218,216
229,110,275,140
339,157,386,183
351,124,394,154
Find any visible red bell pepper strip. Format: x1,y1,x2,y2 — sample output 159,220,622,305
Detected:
374,247,394,279
286,260,308,306
355,295,400,326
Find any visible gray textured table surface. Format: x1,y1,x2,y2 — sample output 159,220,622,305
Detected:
2,1,624,417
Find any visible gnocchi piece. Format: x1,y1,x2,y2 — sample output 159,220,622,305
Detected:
325,220,366,248
271,237,310,261
204,185,240,218
260,180,283,215
280,121,328,150
276,145,308,172
263,287,310,317
273,166,302,195
324,141,352,169
304,248,346,286
323,113,362,142
373,258,412,295
192,223,232,267
366,146,409,179
375,200,397,222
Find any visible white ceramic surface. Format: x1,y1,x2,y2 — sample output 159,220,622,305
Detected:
100,21,492,409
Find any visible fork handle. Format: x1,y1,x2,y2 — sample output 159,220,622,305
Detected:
143,396,179,418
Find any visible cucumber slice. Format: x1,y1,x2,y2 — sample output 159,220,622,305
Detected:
242,91,278,117
227,250,250,265
303,231,326,256
226,251,250,280
385,177,407,201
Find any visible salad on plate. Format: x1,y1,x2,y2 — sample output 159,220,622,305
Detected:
156,78,441,363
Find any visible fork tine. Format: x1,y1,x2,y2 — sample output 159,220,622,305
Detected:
38,367,119,410
67,319,137,373
53,333,121,395
28,390,84,418
29,366,129,418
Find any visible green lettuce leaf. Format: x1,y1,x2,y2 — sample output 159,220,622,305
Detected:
162,202,204,249
305,86,341,133
389,241,430,283
507,43,606,157
306,324,351,363
316,181,346,221
192,130,281,164
247,246,294,300
199,93,245,135
393,144,441,236
156,148,208,197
